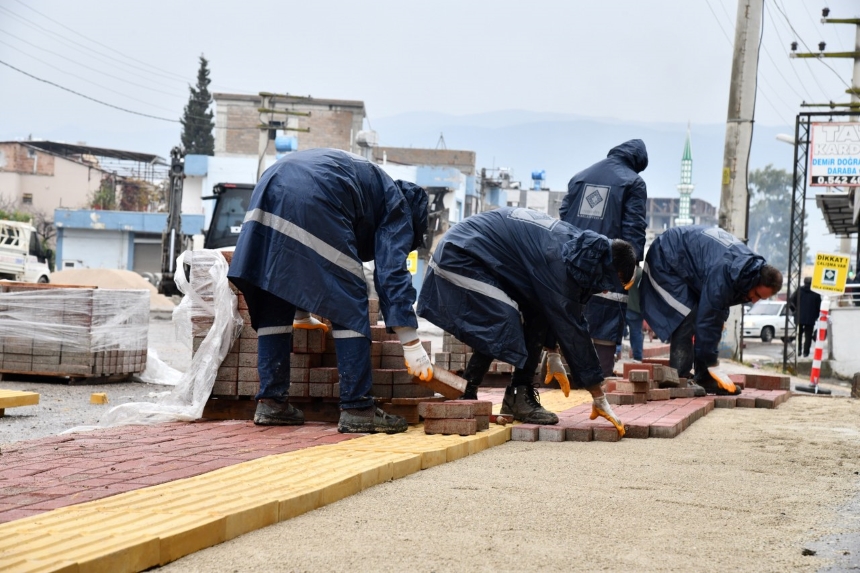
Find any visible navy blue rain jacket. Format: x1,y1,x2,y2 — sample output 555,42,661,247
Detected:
228,148,425,338
417,207,620,389
640,225,765,366
558,139,648,343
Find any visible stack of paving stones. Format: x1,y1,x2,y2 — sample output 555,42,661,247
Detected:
418,400,493,436
0,283,148,379
433,332,547,381
511,368,792,444
191,252,439,423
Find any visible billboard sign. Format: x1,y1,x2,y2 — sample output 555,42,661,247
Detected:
810,122,860,187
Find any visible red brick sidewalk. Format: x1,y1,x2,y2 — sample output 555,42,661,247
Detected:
0,388,511,525
0,420,358,524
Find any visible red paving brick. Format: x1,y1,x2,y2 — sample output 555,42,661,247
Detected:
0,418,367,523
0,385,792,524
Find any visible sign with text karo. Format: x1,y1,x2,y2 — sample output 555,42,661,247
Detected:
809,122,860,187
811,252,850,295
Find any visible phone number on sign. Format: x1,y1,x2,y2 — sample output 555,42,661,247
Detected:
811,175,860,186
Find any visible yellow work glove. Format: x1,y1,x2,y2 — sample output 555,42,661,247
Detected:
590,395,626,438
403,340,433,381
293,315,329,333
543,352,570,397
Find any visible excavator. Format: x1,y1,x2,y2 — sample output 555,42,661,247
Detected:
158,147,253,297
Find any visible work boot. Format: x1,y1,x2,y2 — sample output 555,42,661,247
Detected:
338,406,408,434
687,381,707,397
500,385,559,425
253,399,305,426
458,380,480,400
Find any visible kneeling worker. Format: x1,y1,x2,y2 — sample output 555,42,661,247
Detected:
417,207,637,437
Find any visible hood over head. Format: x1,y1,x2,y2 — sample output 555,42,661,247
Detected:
607,139,648,173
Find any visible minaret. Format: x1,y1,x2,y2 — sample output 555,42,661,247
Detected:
676,123,694,226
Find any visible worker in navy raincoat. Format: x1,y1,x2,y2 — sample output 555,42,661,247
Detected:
228,149,431,434
417,207,637,437
640,225,783,395
559,139,648,376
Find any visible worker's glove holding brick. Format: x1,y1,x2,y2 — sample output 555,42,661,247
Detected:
590,395,626,438
403,340,433,381
543,352,570,397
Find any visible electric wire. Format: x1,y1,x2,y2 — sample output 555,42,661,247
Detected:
0,59,179,123
0,5,189,95
0,27,186,99
7,0,256,95
763,1,815,101
0,38,181,113
703,0,735,47
0,59,258,129
773,0,852,90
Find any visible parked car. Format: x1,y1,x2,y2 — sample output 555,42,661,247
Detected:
742,300,794,342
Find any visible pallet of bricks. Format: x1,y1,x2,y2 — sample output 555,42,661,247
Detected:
433,332,515,383
192,252,444,423
0,282,148,381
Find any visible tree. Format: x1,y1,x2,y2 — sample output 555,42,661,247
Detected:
180,55,215,155
89,173,117,210
747,165,808,273
118,178,158,212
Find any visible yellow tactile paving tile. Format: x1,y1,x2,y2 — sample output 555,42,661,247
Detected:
0,389,39,409
0,419,514,573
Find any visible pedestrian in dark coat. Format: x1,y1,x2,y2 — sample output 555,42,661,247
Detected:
793,277,822,357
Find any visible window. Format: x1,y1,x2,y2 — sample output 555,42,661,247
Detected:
22,193,33,205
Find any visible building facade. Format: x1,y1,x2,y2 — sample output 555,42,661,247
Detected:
213,93,366,160
54,209,203,273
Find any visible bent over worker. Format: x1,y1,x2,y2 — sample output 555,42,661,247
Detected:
417,207,637,436
640,225,783,396
559,139,648,376
228,148,431,434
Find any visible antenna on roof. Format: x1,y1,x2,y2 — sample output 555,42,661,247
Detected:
436,132,447,150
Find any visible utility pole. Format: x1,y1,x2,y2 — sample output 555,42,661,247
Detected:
791,11,860,268
719,0,763,361
256,92,312,181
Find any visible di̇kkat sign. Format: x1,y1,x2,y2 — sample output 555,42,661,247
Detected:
811,252,850,295
810,122,860,187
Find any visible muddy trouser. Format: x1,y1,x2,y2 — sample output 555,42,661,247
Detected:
248,288,374,410
669,304,697,378
462,312,549,388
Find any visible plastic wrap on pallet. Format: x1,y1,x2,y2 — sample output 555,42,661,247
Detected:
90,289,149,351
0,288,94,351
64,250,243,432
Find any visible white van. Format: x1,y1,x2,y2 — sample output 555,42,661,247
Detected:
0,220,52,283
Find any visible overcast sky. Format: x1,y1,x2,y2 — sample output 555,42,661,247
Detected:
0,0,857,256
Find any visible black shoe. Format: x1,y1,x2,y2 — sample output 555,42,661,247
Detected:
458,381,480,400
253,399,305,426
687,381,707,397
500,385,558,425
338,406,408,434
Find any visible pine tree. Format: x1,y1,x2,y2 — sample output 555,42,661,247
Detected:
180,55,215,155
